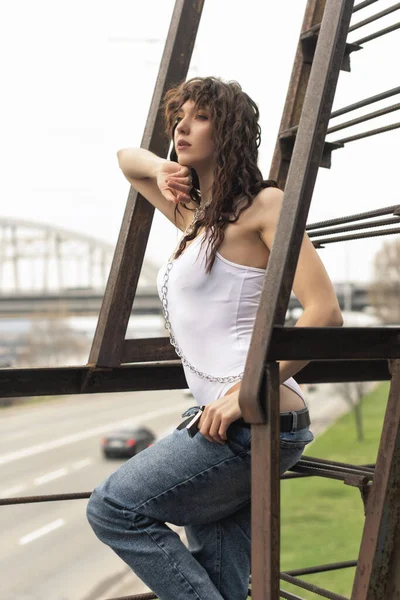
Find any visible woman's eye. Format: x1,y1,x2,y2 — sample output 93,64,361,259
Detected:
174,114,208,124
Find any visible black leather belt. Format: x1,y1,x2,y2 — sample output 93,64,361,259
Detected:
178,406,311,436
237,407,310,432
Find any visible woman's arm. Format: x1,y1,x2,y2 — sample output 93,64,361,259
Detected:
117,148,194,230
256,187,343,382
117,147,167,180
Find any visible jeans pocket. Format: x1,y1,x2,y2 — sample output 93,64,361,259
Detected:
279,427,313,473
280,426,314,450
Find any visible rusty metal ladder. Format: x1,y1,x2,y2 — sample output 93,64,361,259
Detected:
85,1,399,596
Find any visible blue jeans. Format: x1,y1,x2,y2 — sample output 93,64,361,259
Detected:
87,415,313,600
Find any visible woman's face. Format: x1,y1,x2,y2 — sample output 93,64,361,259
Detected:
173,100,213,169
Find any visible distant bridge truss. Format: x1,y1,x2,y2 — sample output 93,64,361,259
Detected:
0,218,160,316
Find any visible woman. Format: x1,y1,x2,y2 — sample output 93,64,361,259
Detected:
87,77,343,600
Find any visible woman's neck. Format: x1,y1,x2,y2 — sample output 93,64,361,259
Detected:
196,169,214,207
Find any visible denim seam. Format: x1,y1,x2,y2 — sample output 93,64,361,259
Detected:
132,452,250,513
233,502,251,544
130,515,205,600
215,522,222,591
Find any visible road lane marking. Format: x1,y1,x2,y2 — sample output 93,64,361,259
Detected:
34,468,68,486
19,518,65,545
0,484,26,498
1,459,93,496
72,458,93,470
0,401,190,467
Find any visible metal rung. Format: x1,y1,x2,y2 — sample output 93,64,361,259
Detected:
307,204,400,230
353,20,400,45
278,135,343,169
301,34,361,72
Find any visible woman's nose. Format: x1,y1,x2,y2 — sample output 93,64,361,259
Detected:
176,119,189,134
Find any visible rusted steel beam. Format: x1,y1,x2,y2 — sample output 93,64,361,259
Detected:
293,457,374,481
281,572,349,599
292,464,372,483
308,216,400,237
333,121,400,145
306,204,400,229
280,590,306,600
349,2,400,32
359,482,372,515
122,328,400,364
301,33,361,73
121,337,234,364
122,337,175,363
0,492,91,506
284,87,400,136
353,0,379,13
269,0,327,188
296,360,390,382
251,362,281,600
327,102,400,134
284,560,357,577
352,21,400,45
351,360,400,599
268,327,400,361
88,0,205,368
278,134,343,169
0,363,186,397
312,226,400,247
331,86,400,119
240,0,356,424
343,474,372,492
296,455,374,471
0,359,390,399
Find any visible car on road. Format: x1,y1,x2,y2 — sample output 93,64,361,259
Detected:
102,426,156,459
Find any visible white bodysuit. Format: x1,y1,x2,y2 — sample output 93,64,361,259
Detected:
157,232,305,406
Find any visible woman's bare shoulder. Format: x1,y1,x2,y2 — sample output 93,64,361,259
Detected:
254,186,284,208
246,187,284,231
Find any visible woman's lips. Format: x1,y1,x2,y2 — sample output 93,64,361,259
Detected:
177,140,191,149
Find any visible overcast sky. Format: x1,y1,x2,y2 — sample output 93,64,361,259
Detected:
1,0,399,285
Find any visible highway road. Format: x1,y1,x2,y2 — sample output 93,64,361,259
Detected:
0,390,194,600
0,380,364,599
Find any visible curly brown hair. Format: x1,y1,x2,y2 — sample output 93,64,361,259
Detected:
163,76,278,273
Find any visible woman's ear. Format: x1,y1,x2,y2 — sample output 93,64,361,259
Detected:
169,123,179,162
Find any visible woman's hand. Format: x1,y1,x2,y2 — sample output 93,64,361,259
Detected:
198,390,242,444
156,162,192,204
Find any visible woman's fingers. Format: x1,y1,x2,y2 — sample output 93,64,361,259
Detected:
161,189,180,204
166,178,192,193
199,411,226,445
165,185,191,203
161,184,191,204
167,174,192,186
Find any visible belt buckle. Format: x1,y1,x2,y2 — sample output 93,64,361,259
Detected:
177,406,205,437
185,408,204,437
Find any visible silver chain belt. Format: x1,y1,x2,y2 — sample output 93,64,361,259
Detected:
160,218,243,384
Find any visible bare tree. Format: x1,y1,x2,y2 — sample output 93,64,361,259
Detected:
334,382,371,442
368,238,400,324
18,311,89,368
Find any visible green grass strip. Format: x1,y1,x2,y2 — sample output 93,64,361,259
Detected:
280,381,389,598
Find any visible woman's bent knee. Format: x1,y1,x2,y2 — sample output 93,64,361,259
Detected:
86,487,125,540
